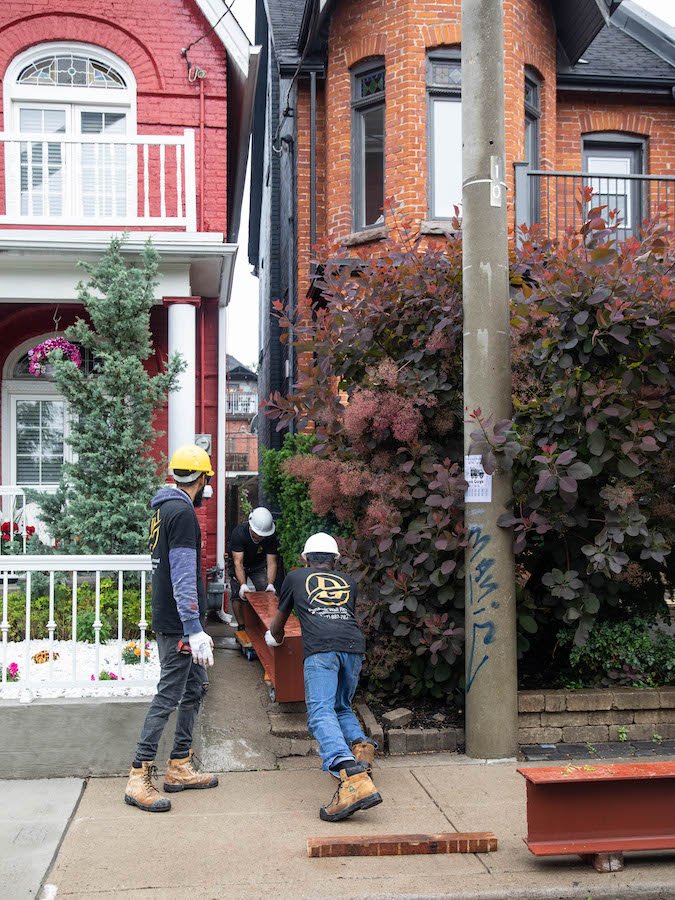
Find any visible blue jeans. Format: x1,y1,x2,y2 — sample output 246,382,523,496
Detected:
304,651,370,773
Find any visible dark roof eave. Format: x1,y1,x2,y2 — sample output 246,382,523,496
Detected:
557,73,675,96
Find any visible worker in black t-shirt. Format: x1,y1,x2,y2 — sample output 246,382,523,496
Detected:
267,532,381,822
227,507,279,630
124,444,219,814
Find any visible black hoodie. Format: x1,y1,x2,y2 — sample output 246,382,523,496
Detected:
148,486,206,635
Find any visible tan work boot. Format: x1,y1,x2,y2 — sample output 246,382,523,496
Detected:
124,762,171,812
163,750,219,792
320,765,382,822
352,740,375,773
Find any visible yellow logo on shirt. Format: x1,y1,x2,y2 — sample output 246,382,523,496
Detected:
305,573,351,607
148,510,161,552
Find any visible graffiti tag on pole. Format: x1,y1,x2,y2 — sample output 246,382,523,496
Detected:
466,523,499,691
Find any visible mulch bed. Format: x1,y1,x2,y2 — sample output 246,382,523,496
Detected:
364,694,464,731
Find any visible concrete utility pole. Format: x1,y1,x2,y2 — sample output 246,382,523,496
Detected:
461,0,518,759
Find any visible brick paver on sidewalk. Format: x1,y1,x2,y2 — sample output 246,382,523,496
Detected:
42,756,675,899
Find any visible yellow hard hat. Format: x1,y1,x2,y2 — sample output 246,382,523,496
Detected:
169,444,214,481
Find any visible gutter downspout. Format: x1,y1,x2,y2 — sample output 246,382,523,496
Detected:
199,77,206,231
310,70,317,250
282,133,297,436
216,252,237,571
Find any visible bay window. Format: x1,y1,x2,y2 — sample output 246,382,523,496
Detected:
352,62,385,231
427,50,462,220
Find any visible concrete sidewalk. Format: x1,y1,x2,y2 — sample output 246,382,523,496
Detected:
40,754,674,899
0,778,83,899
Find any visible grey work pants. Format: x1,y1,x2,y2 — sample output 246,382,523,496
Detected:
134,632,208,761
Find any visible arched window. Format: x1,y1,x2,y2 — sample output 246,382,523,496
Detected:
4,42,136,220
17,53,127,89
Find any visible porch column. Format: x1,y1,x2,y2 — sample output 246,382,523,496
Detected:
164,296,200,456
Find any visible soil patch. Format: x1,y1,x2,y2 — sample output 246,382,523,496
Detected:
363,694,464,731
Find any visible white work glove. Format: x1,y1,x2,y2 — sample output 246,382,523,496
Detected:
239,583,251,601
189,630,214,667
265,583,276,594
264,629,283,648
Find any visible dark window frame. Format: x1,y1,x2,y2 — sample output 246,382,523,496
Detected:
524,67,541,224
582,132,646,236
426,48,461,221
351,59,386,232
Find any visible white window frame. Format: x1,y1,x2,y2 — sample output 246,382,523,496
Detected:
3,42,137,222
1,334,74,493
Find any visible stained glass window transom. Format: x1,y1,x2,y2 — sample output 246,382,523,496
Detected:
359,68,385,99
18,55,126,89
429,61,461,91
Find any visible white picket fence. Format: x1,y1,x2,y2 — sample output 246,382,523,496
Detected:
0,554,155,699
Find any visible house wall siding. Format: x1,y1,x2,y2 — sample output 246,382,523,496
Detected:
0,2,229,564
0,0,228,234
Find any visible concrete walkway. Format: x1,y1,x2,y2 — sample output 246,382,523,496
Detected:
40,754,675,899
0,778,82,899
197,625,278,772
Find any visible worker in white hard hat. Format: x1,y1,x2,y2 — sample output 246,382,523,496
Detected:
266,532,381,822
124,444,218,813
227,506,279,630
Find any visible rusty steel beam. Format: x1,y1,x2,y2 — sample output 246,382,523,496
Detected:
244,592,305,703
307,832,498,858
518,762,675,871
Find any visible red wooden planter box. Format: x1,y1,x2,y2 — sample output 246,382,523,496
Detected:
243,591,305,703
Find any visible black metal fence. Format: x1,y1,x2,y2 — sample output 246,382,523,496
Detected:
514,162,674,243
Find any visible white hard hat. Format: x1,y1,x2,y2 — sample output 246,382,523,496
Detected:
248,507,275,537
302,532,340,560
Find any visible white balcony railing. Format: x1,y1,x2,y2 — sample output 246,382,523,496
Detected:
227,393,258,416
0,130,196,230
0,554,155,700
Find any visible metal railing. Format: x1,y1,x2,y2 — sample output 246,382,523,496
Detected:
0,130,197,230
514,163,675,243
227,393,258,415
226,432,257,473
0,554,154,699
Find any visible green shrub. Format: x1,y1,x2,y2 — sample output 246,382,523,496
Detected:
266,208,673,698
6,577,152,642
557,616,675,688
261,433,341,572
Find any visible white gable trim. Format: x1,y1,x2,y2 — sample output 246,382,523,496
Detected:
193,0,251,77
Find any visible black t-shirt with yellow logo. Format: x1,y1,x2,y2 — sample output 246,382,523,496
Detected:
278,566,365,659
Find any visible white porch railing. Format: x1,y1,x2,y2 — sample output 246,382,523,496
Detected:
0,554,154,699
0,130,197,230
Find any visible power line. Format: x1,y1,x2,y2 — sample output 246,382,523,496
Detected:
182,0,238,56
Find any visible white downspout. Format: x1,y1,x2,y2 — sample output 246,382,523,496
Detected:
216,300,228,570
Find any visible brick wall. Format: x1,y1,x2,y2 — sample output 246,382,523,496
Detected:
291,0,674,307
0,2,227,561
0,0,228,234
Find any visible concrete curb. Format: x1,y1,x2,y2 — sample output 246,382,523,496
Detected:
370,883,675,900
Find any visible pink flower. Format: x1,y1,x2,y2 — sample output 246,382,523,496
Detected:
28,338,82,377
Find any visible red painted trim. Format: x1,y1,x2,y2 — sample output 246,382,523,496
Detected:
162,296,202,307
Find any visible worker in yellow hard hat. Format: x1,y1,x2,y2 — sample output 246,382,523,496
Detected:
124,444,218,813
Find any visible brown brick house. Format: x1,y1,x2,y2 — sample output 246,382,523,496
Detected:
249,0,674,452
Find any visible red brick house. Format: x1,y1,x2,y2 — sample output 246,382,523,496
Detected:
249,0,674,452
0,0,261,568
